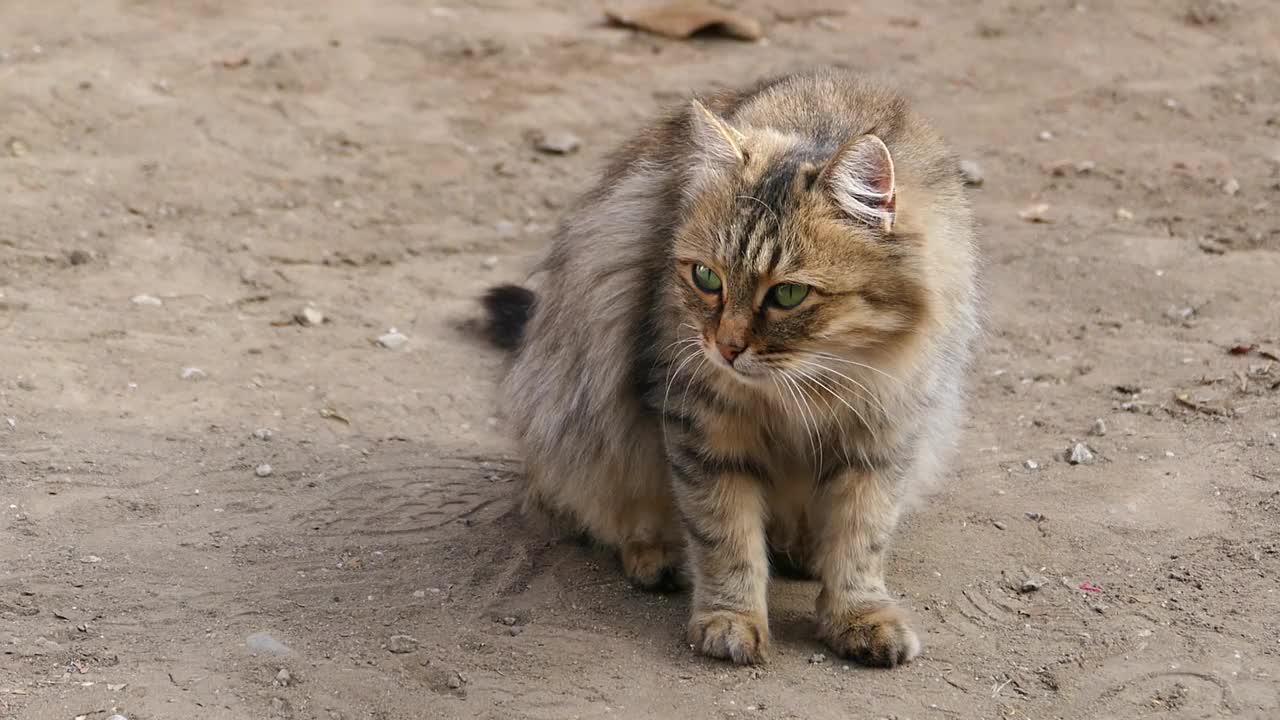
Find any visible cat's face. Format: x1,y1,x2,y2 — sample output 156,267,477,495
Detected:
668,105,929,388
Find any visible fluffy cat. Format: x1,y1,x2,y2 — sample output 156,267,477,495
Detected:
482,68,979,667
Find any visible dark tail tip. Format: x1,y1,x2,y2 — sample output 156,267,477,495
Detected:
481,284,536,351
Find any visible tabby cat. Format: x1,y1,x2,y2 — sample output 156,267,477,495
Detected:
482,69,978,667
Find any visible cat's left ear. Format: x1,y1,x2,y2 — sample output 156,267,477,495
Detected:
689,99,747,167
822,134,896,232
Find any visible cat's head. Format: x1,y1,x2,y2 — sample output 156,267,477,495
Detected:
667,100,933,387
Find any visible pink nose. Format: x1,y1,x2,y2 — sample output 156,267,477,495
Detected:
717,343,743,364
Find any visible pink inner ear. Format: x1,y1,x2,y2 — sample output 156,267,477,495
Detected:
826,135,897,229
849,136,895,204
866,159,894,200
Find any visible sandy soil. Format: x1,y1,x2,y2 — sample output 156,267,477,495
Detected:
2,1,1279,718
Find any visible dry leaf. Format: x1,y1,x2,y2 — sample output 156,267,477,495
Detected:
1174,393,1227,416
319,407,351,424
606,2,764,41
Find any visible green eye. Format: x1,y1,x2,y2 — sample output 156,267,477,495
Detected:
692,264,722,293
771,283,809,309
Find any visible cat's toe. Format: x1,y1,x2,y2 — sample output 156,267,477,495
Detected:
821,601,920,668
621,540,685,592
687,609,769,665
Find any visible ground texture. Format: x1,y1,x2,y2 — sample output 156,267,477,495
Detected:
2,1,1279,718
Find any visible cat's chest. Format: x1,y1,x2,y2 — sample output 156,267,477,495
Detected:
700,401,822,482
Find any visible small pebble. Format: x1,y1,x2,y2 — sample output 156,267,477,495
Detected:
67,249,92,266
80,555,103,564
413,590,426,598
1222,177,1240,196
1075,160,1097,174
387,634,419,654
535,131,582,155
446,673,463,689
180,367,207,381
1023,459,1039,470
296,306,325,327
1018,203,1052,223
1068,442,1095,465
1114,207,1134,221
253,427,274,441
508,625,525,637
1020,576,1047,593
1089,418,1107,437
5,137,29,157
16,378,36,391
376,330,409,350
1037,130,1054,142
107,715,128,720
808,652,827,664
131,294,163,306
500,616,518,626
274,668,292,686
958,159,984,187
1026,512,1045,521
481,256,499,269
255,463,273,478
992,520,1007,530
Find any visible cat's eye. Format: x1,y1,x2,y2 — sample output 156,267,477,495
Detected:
692,264,722,293
771,283,809,309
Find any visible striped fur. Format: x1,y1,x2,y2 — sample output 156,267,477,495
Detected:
485,69,979,667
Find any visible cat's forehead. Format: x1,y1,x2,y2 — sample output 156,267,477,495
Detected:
707,146,828,275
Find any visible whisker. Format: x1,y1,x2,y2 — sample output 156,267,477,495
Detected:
791,357,891,420
661,346,705,448
792,366,880,447
736,194,778,224
771,369,813,462
790,369,855,471
659,336,702,355
781,371,820,467
808,351,910,390
680,356,710,419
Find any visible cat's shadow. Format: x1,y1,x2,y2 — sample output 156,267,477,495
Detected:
448,507,829,662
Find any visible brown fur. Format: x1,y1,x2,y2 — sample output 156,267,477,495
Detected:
483,69,979,667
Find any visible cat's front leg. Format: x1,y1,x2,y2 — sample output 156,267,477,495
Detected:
811,467,920,667
668,451,770,665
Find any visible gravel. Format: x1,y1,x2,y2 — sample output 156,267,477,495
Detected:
387,634,419,654
376,330,409,350
1068,442,1095,465
958,159,984,186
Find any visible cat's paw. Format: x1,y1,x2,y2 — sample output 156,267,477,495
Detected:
687,609,769,665
820,601,920,668
621,540,684,592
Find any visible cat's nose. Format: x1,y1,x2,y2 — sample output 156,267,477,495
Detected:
716,342,743,364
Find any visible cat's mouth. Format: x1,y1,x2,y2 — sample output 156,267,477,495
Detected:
703,341,766,382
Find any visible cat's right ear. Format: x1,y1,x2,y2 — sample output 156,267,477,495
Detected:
687,100,747,189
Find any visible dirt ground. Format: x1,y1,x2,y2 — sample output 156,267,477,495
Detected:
2,0,1279,718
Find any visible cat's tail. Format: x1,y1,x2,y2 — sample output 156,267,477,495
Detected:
481,284,536,352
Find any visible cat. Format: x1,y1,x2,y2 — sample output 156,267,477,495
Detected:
481,68,979,667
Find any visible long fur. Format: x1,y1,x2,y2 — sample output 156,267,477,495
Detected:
481,284,536,351
482,68,979,667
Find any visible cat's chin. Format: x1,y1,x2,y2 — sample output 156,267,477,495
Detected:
708,355,771,387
